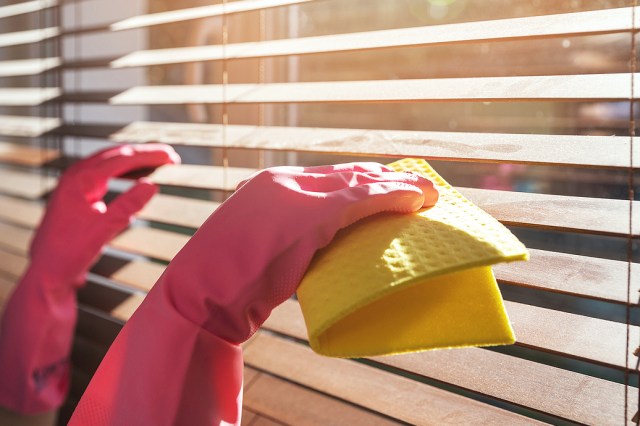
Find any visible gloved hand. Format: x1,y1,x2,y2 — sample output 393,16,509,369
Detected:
0,143,180,414
70,162,438,426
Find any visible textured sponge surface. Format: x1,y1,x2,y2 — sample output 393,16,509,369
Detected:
298,158,528,358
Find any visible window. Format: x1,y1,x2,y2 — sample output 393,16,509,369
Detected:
0,0,637,424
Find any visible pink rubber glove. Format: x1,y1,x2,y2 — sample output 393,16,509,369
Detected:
70,162,438,426
0,144,180,414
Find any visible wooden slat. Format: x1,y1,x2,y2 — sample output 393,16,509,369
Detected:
244,366,260,388
91,247,637,316
110,0,316,31
240,410,258,426
0,88,61,106
111,121,639,169
0,0,56,19
0,115,61,138
103,225,638,312
0,27,59,48
0,194,43,228
262,300,636,425
249,416,283,426
494,248,640,304
245,332,542,425
110,227,189,261
0,169,57,199
107,259,164,292
93,233,638,314
110,74,640,105
148,164,256,191
505,300,636,369
122,164,639,237
0,58,61,78
460,187,640,237
0,142,59,167
244,370,402,426
0,248,28,279
112,6,640,68
111,293,144,322
0,222,32,255
68,116,634,141
137,193,219,228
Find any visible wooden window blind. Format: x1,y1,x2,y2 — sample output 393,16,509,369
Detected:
0,0,638,424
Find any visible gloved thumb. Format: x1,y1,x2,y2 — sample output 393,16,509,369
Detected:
104,179,158,231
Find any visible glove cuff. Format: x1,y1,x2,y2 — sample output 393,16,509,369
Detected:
70,284,244,426
0,264,76,414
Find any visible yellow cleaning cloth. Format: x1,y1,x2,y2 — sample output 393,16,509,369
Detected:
297,158,529,358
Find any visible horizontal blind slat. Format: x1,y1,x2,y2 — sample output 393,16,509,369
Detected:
0,115,61,138
0,195,43,228
0,28,59,48
459,187,640,237
0,169,56,199
59,115,635,140
0,58,61,78
0,142,59,167
0,222,31,255
505,300,636,369
110,121,639,169
110,0,317,31
110,293,145,322
494,248,640,304
0,0,56,20
109,164,638,237
97,259,164,292
109,74,640,105
96,226,640,303
137,194,219,229
112,6,639,68
0,88,61,106
89,247,640,307
109,227,188,261
147,164,257,191
0,248,28,280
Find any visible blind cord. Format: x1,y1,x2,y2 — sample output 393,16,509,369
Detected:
221,0,229,196
38,1,44,195
73,0,80,159
627,2,637,425
258,9,266,170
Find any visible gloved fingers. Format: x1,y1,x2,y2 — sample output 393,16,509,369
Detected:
235,166,304,191
329,181,431,231
91,143,180,181
103,179,158,231
80,144,180,202
293,171,438,201
235,162,394,192
300,162,394,175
